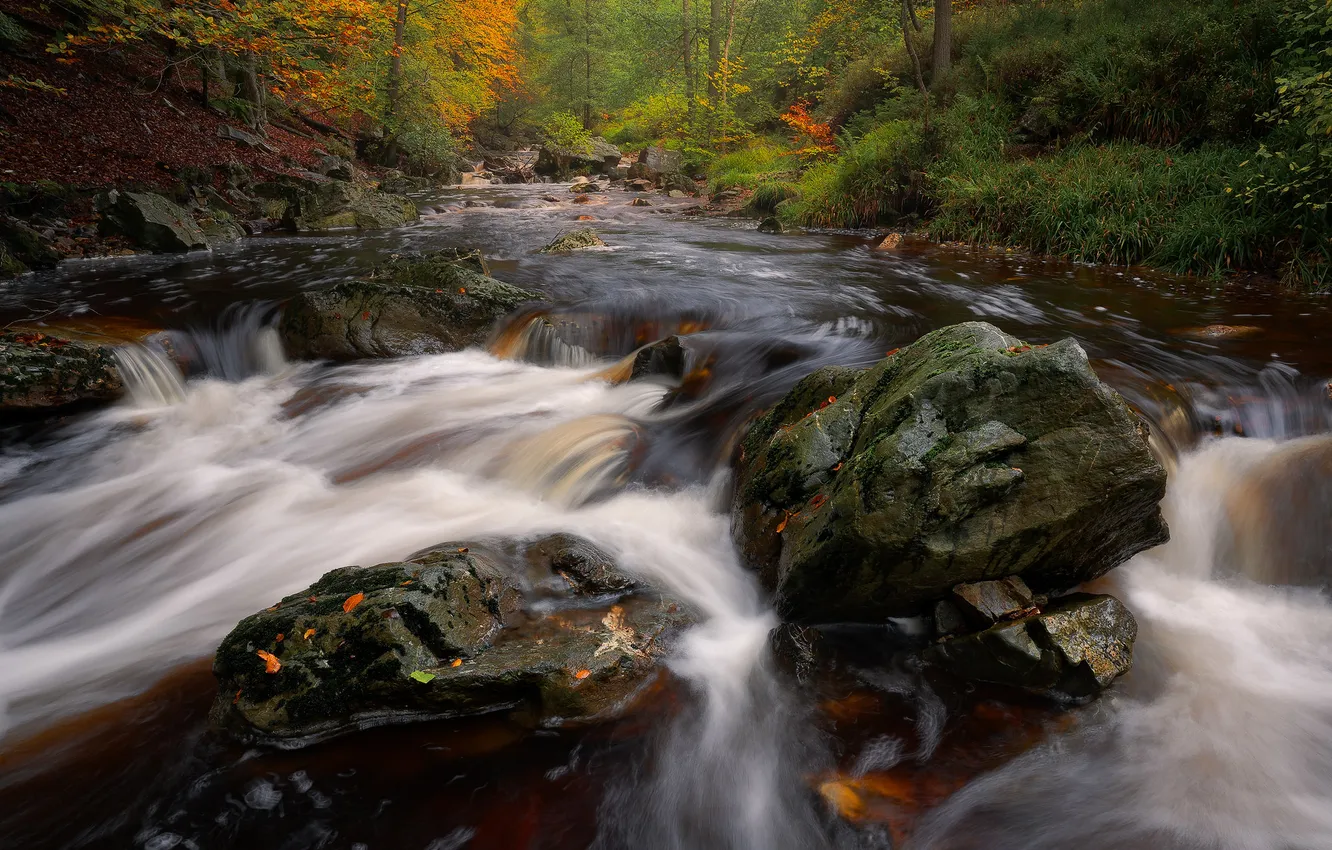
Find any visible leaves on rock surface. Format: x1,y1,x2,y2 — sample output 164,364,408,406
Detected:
256,650,281,674
409,671,436,683
342,592,365,613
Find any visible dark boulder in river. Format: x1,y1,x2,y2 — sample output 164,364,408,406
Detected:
924,590,1138,701
0,331,123,412
733,321,1168,623
212,534,690,747
279,250,541,361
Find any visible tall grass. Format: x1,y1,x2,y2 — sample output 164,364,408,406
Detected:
707,142,801,193
928,143,1264,274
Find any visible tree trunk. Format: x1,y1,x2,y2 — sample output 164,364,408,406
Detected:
583,0,592,128
932,0,952,81
708,0,722,103
239,51,266,130
683,0,695,126
901,0,930,131
386,0,409,123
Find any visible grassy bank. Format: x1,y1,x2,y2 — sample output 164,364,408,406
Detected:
710,0,1332,287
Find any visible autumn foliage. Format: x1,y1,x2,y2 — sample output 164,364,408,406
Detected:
780,101,837,156
45,0,520,134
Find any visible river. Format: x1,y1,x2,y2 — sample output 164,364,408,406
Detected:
0,184,1329,849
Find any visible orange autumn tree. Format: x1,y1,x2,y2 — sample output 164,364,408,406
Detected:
49,0,520,160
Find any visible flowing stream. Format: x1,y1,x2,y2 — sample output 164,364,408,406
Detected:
1,184,1330,849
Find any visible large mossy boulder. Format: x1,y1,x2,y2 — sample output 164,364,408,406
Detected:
212,535,690,746
0,331,123,412
535,137,622,177
279,251,541,361
733,322,1168,623
95,190,209,252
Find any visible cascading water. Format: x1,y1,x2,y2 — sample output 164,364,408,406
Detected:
907,435,1332,850
3,186,1332,850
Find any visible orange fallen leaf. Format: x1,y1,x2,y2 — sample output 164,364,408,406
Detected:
574,669,591,680
307,596,317,603
256,650,281,674
233,688,243,705
266,606,278,612
885,348,900,357
832,462,843,472
809,494,828,510
361,310,371,320
456,547,469,553
275,633,284,642
458,287,466,294
400,579,413,586
303,628,316,640
450,658,463,668
342,592,365,613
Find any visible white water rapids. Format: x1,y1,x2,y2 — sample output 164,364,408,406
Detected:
1,320,1330,849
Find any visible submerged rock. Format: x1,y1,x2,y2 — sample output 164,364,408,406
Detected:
733,321,1168,623
539,229,607,253
757,216,784,234
923,592,1138,700
95,190,209,252
279,250,540,361
212,534,689,746
0,331,123,412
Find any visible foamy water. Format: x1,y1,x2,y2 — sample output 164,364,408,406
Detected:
2,304,1331,849
910,438,1332,850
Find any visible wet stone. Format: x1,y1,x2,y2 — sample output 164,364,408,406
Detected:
0,331,124,412
539,228,607,253
212,534,690,747
922,592,1137,701
733,321,1169,623
951,575,1036,627
278,250,540,361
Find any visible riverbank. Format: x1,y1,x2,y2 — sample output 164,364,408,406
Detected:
694,0,1331,290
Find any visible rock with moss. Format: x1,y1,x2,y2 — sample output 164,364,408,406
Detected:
539,229,607,253
923,592,1137,700
211,534,690,746
0,331,124,412
733,321,1168,623
279,250,541,361
0,216,62,277
195,209,246,244
252,173,417,231
95,190,209,252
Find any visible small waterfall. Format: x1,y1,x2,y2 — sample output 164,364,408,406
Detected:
113,344,186,406
170,302,286,381
491,312,600,367
493,413,643,505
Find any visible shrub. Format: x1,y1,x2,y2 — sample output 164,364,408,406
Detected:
782,120,932,228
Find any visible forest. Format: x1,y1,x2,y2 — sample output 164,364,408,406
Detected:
0,0,1330,279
